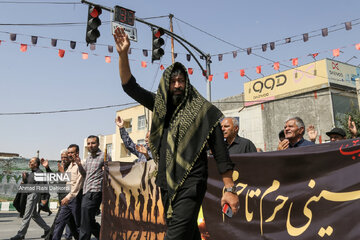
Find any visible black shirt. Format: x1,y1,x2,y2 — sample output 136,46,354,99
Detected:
123,75,234,189
226,135,257,154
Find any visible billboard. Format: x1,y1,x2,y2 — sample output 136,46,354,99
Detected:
244,59,330,106
326,59,360,88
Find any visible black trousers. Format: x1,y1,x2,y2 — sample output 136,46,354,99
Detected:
161,181,207,240
79,192,102,240
52,194,81,240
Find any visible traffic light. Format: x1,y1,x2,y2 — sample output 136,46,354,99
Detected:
85,5,102,45
152,28,165,62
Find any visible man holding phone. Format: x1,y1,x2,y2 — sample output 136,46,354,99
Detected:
52,144,84,240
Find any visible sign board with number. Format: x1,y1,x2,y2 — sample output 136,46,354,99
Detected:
111,21,138,42
111,5,137,42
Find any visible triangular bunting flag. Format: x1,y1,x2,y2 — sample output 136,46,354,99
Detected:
240,69,245,77
174,53,178,59
51,39,57,47
10,33,16,41
345,22,352,30
105,56,111,63
262,44,267,52
141,61,147,68
188,68,193,75
31,36,38,45
285,37,291,43
256,66,262,74
202,70,207,77
82,52,88,60
232,51,237,58
108,45,113,53
322,28,328,37
58,49,65,58
208,75,213,82
270,42,275,50
218,54,223,61
90,44,96,51
160,65,164,70
20,44,27,52
128,48,132,54
303,33,309,42
70,41,76,49
247,48,252,55
292,58,298,66
186,54,191,62
224,72,228,79
142,49,148,57
312,53,319,58
355,43,360,50
273,62,280,70
333,48,340,57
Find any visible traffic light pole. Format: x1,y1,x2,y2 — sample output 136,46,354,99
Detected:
80,1,213,101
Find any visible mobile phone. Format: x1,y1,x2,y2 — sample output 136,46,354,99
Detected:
222,204,233,218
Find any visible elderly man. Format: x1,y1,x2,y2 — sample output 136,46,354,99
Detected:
278,117,314,150
325,128,347,142
52,144,84,240
221,117,257,154
114,27,239,240
11,157,50,240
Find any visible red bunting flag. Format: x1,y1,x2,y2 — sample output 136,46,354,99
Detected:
256,66,261,74
224,72,228,79
141,61,147,68
0,40,2,45
240,69,245,77
312,53,319,58
20,44,27,52
188,68,193,75
355,43,360,50
202,70,207,77
208,75,213,82
105,56,111,63
333,48,340,57
82,53,88,60
58,49,65,58
292,58,298,66
273,62,280,70
160,65,164,70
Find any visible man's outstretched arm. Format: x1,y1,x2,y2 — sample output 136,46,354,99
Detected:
114,27,132,85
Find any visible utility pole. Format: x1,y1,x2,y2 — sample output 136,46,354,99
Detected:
356,78,360,111
169,14,175,64
206,55,212,101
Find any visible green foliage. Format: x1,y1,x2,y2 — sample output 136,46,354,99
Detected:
336,108,360,138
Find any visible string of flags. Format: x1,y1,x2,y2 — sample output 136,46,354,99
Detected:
1,35,359,82
211,18,360,60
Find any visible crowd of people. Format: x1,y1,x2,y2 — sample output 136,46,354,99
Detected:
11,135,110,240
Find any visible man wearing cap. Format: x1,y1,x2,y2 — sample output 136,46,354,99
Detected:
326,128,347,142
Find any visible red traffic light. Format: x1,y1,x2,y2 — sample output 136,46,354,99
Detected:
153,28,164,38
89,6,102,18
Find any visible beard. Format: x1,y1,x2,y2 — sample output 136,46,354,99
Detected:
171,93,184,106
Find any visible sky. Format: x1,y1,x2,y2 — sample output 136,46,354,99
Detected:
0,0,360,160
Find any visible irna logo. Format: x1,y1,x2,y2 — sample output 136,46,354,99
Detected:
34,172,71,182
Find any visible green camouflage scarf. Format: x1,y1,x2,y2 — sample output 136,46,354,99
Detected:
149,62,223,218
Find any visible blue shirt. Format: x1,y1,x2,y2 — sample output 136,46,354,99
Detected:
289,138,315,148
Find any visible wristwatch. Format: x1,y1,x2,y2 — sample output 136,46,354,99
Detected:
224,186,237,194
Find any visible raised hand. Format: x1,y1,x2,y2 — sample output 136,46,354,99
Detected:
348,115,358,138
40,158,49,169
58,161,65,173
115,115,124,128
113,27,130,56
136,145,150,160
307,125,318,142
